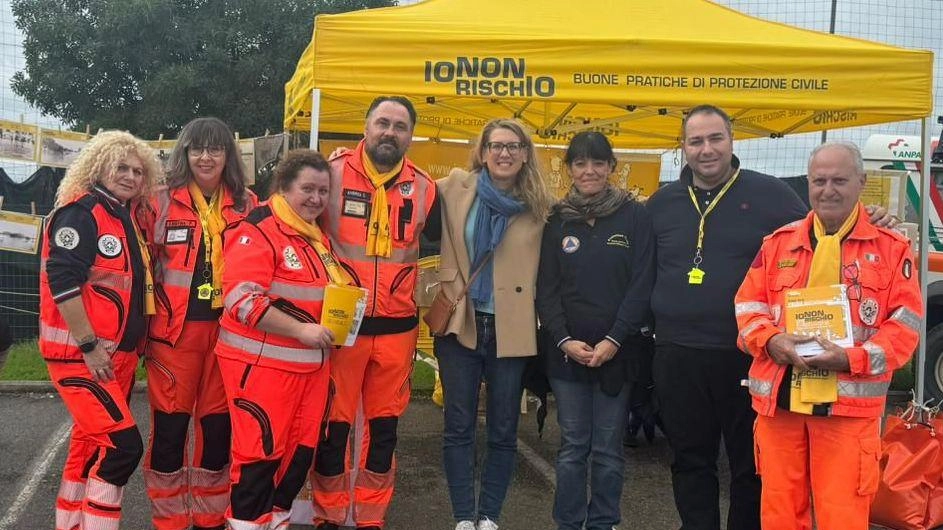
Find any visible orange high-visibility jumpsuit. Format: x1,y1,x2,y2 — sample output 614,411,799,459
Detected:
217,202,335,530
735,205,923,530
136,185,256,530
41,189,146,530
312,141,435,528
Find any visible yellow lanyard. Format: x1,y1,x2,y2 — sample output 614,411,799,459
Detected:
685,168,741,284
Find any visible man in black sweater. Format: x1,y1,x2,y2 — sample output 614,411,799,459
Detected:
646,105,892,530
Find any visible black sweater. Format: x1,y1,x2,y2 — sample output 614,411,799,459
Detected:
646,158,807,350
536,199,655,387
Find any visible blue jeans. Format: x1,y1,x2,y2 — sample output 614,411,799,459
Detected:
550,377,630,530
435,313,527,523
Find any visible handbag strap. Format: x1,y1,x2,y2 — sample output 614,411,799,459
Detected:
451,251,494,305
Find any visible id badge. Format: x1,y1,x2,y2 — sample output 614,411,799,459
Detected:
197,283,213,300
687,267,705,285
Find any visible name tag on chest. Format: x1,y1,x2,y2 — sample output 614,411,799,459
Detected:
166,228,190,244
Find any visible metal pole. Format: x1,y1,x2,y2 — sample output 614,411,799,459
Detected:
916,117,931,403
819,0,839,145
309,88,321,150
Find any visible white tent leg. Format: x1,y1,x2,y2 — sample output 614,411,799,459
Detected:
916,117,931,403
310,88,321,150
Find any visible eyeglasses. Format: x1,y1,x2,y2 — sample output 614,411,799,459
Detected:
842,262,861,301
486,142,524,155
188,145,225,158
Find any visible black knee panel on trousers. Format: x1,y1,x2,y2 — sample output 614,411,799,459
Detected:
98,425,144,486
272,445,315,510
150,411,191,472
199,412,232,471
366,417,398,473
314,421,350,476
231,459,280,521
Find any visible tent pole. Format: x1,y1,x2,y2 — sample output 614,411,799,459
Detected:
309,88,322,150
917,116,931,403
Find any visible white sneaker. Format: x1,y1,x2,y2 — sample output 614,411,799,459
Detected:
477,517,499,530
455,521,476,530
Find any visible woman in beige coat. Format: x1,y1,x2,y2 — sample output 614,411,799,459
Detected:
434,119,553,530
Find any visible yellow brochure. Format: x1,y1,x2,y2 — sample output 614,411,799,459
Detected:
783,284,853,357
321,284,369,347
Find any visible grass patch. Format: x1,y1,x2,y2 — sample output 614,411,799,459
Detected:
1,340,50,381
4,339,439,393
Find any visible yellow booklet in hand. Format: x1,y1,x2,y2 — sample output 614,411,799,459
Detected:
321,284,369,347
783,284,854,357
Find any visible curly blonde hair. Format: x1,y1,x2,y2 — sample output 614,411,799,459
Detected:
470,119,553,220
55,130,163,207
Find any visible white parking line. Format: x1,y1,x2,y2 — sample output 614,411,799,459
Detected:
516,436,557,489
0,420,71,530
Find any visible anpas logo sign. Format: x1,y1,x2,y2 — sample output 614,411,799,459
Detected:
424,57,555,97
887,138,921,160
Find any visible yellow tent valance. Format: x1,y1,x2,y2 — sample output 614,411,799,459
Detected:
284,0,933,148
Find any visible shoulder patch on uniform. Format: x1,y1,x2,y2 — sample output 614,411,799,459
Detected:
97,234,122,257
902,258,913,279
606,234,630,249
283,245,303,270
54,227,79,249
777,258,797,269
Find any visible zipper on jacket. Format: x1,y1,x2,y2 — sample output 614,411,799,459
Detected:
299,245,321,279
154,284,173,322
389,265,414,295
371,256,379,317
183,228,194,267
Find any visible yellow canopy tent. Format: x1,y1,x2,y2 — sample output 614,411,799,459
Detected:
284,0,933,148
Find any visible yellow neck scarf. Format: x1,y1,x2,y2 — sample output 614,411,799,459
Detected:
270,193,353,285
130,215,156,315
808,205,859,286
790,204,860,414
188,182,226,308
361,151,404,258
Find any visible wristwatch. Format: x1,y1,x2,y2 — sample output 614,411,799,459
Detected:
77,336,99,354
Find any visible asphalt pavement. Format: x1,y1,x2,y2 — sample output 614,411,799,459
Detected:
0,385,691,530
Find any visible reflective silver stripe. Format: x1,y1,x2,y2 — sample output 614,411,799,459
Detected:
890,306,922,333
269,281,325,302
748,377,773,397
190,492,230,516
52,286,81,302
333,240,418,264
862,341,888,376
82,511,121,530
740,321,765,340
190,466,229,488
87,270,133,291
838,379,890,398
57,479,85,502
735,302,770,317
852,325,878,343
228,519,269,530
412,172,430,226
153,188,172,246
142,468,186,490
150,494,188,519
86,477,122,507
56,507,81,530
218,329,325,365
40,325,117,354
225,281,267,324
160,268,193,289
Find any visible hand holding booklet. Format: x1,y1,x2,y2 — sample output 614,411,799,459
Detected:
783,284,854,356
321,284,369,347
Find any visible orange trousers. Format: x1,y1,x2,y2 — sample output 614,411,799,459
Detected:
754,410,881,530
143,321,230,530
48,351,143,530
218,355,331,530
312,328,418,527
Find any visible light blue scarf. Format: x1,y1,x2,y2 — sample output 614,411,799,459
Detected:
470,169,526,305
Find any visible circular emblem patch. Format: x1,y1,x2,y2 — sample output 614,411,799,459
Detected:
54,227,79,249
561,236,580,254
399,182,414,197
97,235,122,257
283,246,303,270
859,298,879,326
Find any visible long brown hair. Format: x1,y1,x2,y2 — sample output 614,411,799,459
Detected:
165,117,249,210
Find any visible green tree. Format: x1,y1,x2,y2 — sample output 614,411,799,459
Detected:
11,0,395,138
